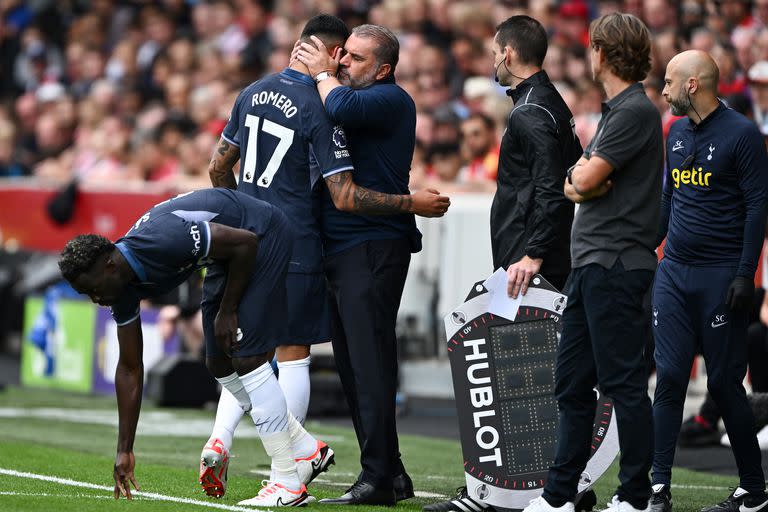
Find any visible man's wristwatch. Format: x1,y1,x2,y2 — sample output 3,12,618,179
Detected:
567,164,576,184
314,71,335,83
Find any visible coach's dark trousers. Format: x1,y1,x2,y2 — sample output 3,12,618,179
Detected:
542,261,654,510
324,238,411,489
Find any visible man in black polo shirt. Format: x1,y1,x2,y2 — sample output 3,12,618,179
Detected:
489,15,582,298
525,13,662,512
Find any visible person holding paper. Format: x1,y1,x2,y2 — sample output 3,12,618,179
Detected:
489,15,582,298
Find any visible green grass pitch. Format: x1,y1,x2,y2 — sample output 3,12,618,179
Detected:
0,386,743,511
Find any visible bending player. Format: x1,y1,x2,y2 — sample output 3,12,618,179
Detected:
58,188,322,507
203,13,449,502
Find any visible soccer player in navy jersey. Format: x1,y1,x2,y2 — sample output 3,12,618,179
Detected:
204,13,449,504
58,188,321,507
651,50,768,512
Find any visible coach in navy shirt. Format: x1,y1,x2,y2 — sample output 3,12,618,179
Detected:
297,25,446,506
651,50,768,512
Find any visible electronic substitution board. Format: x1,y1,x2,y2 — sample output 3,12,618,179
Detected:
444,274,618,511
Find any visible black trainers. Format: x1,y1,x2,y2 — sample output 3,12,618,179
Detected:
422,487,493,512
678,415,721,447
650,484,672,512
700,487,768,512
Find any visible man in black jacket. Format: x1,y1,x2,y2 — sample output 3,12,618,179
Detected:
422,15,584,512
491,15,582,297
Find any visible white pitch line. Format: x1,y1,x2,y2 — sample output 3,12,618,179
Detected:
0,491,117,499
0,468,267,512
670,483,730,491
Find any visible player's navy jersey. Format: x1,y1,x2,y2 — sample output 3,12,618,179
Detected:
110,188,276,325
663,102,768,277
222,68,354,273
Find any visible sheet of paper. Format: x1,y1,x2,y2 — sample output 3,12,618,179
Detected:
482,267,522,321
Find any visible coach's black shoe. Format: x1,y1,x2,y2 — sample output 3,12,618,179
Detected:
678,415,721,447
650,484,672,512
700,487,768,512
319,480,396,506
422,487,493,512
394,472,414,501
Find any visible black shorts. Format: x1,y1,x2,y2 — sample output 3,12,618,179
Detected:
286,272,331,345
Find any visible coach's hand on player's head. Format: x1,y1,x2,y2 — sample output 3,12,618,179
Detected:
411,188,450,217
289,40,302,66
113,451,139,500
726,275,754,312
297,35,341,78
507,256,543,298
214,309,240,357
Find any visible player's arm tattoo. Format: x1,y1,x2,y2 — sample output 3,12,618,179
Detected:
208,138,240,189
325,171,413,215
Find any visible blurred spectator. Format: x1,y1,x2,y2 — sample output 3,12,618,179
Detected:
553,0,590,48
0,117,26,178
732,25,757,71
749,60,768,133
643,0,676,32
459,113,499,185
14,26,64,91
718,0,757,30
713,43,748,96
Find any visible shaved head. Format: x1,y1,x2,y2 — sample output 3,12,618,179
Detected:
663,50,721,118
667,50,720,94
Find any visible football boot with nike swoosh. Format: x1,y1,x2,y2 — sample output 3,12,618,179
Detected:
296,440,335,486
700,487,768,512
237,480,312,507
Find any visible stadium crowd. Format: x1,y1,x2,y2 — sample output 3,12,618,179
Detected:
2,0,768,197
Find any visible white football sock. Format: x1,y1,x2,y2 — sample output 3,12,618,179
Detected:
287,411,318,459
241,362,300,490
277,356,311,425
208,387,245,450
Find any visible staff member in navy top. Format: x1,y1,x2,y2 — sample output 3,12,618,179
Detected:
57,188,319,507
297,24,449,506
651,50,768,512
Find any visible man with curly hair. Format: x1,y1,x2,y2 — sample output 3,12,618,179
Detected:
524,13,662,512
58,187,324,507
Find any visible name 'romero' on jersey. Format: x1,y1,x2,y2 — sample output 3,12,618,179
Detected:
221,67,354,273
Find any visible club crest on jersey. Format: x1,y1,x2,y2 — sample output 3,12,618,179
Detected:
332,126,347,148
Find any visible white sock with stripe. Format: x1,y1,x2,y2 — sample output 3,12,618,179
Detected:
241,362,300,490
